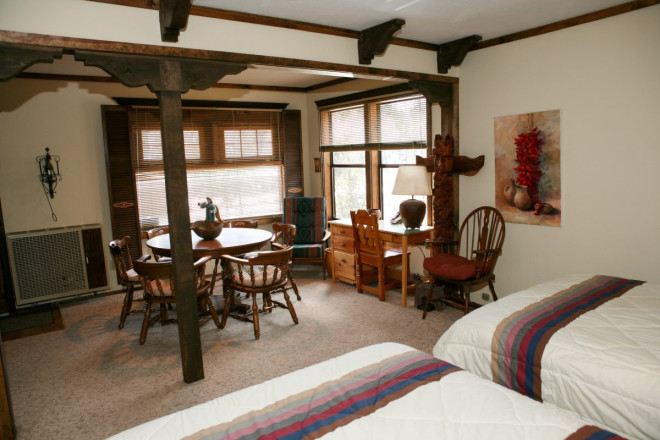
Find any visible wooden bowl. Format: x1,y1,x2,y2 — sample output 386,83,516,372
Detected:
191,220,223,240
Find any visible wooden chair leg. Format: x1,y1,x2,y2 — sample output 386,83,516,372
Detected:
378,263,386,301
118,285,134,329
139,301,151,345
205,295,221,328
488,280,498,301
252,293,260,340
463,287,470,315
220,288,234,329
282,289,299,324
356,263,364,294
288,269,301,301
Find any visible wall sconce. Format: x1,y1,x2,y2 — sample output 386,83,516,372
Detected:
36,147,62,221
36,147,62,199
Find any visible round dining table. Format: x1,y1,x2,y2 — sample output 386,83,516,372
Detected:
146,228,273,297
146,228,272,260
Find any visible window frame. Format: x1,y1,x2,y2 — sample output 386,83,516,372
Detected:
319,92,431,220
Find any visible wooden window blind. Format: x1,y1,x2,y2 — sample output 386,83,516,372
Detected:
102,105,302,242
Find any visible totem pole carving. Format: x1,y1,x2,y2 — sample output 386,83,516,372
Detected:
417,134,485,240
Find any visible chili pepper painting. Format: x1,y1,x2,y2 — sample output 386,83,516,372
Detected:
494,110,561,226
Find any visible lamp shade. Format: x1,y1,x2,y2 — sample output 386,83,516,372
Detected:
392,165,431,229
392,165,432,196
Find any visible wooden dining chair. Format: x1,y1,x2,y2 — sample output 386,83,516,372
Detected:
146,225,171,261
220,247,298,340
270,223,300,300
108,236,144,329
223,219,258,228
133,255,221,345
422,206,505,317
350,209,409,302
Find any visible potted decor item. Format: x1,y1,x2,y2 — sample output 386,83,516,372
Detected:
513,127,543,211
191,220,223,240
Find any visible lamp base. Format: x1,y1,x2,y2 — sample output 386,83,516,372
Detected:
399,198,426,229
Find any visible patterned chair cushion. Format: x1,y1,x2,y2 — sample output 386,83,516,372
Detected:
292,243,324,259
283,197,327,245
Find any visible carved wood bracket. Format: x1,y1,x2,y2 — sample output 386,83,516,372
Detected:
358,18,405,65
437,34,482,73
158,0,192,42
73,51,246,92
0,46,63,81
408,80,453,106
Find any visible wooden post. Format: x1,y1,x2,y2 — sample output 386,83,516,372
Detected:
73,51,246,383
158,72,203,381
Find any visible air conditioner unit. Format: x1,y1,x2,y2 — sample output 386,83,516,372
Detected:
7,224,109,307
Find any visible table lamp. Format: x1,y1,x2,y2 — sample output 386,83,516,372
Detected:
392,165,432,229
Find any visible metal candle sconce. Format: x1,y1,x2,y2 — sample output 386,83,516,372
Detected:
36,147,62,221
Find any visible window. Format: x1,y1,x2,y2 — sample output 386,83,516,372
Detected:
100,105,303,246
319,93,429,219
130,108,286,230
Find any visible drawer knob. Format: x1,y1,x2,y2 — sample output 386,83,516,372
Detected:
339,242,345,247
339,229,345,234
340,258,346,263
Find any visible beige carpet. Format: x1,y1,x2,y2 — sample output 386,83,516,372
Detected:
3,268,462,440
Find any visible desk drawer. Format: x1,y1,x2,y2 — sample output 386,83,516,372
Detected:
332,235,354,253
333,250,355,282
332,224,353,238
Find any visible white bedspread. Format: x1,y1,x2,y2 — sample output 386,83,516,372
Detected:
433,274,660,440
109,342,613,440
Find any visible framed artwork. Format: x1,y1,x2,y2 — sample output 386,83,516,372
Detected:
494,109,561,226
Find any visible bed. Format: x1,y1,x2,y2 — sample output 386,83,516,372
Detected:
108,342,621,440
433,274,660,440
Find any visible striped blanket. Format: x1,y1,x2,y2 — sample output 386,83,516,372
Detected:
110,342,634,440
185,351,461,440
491,275,644,401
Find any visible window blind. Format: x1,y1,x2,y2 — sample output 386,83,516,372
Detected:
128,107,285,231
319,94,427,152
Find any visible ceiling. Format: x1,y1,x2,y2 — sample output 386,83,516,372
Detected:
24,0,633,90
192,0,630,44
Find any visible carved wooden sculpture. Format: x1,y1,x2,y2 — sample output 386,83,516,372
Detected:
417,134,484,240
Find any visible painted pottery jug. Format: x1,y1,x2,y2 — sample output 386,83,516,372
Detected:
502,179,516,206
513,185,532,210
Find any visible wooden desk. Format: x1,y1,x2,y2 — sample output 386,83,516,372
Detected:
329,220,433,307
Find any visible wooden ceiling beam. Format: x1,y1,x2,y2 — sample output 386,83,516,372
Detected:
0,31,457,84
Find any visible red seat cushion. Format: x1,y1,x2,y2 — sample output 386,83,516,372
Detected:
423,253,477,281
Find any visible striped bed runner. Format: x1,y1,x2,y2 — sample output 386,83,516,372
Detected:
491,275,644,401
185,350,461,440
566,425,627,440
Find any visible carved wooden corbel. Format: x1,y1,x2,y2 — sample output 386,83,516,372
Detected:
358,18,405,65
408,80,453,106
158,0,192,42
0,46,63,81
436,34,482,73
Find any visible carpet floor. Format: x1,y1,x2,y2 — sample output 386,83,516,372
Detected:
3,268,463,440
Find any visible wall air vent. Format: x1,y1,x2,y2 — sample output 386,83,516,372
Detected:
7,224,108,307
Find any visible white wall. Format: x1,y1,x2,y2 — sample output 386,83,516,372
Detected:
458,5,660,295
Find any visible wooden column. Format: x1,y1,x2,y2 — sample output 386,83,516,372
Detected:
74,51,246,382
